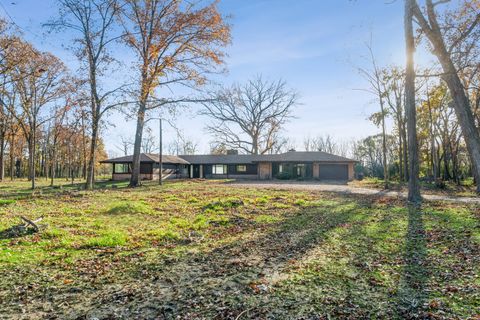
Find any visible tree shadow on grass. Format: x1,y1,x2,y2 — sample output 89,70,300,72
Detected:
396,204,429,318
0,225,37,240
0,179,129,200
69,199,363,319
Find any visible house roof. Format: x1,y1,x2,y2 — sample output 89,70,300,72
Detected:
253,151,357,163
100,153,190,165
179,151,357,164
101,151,357,165
178,154,264,164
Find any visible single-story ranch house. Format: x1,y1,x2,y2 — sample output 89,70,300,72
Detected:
101,151,358,181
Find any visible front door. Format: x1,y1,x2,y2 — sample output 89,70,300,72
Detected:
295,164,305,178
192,165,200,178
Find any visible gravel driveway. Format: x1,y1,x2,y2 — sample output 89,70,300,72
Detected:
226,180,480,204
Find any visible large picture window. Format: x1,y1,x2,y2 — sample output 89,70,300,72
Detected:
114,163,130,173
212,164,227,175
236,165,247,172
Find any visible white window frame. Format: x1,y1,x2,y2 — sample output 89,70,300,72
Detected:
212,164,227,175
236,165,247,172
296,163,305,176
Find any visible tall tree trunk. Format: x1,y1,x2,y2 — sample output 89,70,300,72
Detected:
442,69,480,189
252,134,259,155
443,149,450,180
442,132,451,180
9,135,14,181
28,136,35,190
412,0,480,192
398,129,403,180
380,99,389,189
85,52,102,190
81,114,87,180
0,130,5,181
396,109,404,181
86,119,98,190
50,139,56,186
69,143,74,185
432,138,439,180
130,102,146,187
401,120,409,182
405,0,421,202
452,150,459,184
426,87,438,180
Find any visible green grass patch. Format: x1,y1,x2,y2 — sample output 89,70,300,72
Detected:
0,179,478,319
147,228,181,242
254,214,281,224
105,201,152,215
0,199,16,206
84,230,128,248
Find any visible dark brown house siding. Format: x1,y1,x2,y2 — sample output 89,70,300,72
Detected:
202,163,258,179
272,162,313,179
103,152,357,181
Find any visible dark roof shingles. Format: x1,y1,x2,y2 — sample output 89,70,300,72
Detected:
179,151,356,164
101,151,357,165
100,153,189,165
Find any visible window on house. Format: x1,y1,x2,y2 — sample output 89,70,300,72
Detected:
115,163,130,173
236,165,247,172
212,164,227,174
278,164,284,173
296,164,305,177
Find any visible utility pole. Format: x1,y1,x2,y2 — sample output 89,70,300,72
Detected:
159,118,163,185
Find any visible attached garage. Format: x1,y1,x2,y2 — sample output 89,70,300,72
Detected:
319,164,349,180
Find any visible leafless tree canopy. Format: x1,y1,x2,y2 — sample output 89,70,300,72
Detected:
120,0,231,187
201,76,298,155
48,0,121,190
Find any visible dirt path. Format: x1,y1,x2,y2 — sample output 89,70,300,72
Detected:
227,181,480,204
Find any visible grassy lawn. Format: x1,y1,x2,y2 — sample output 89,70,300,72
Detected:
352,177,477,197
0,179,479,319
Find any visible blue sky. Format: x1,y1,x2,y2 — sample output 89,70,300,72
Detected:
2,0,423,156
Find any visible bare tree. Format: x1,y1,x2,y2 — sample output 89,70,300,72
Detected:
117,135,133,156
303,135,314,152
8,44,69,189
336,140,351,158
202,76,298,155
304,134,352,157
209,142,227,155
169,129,198,155
308,135,337,154
382,66,408,181
358,42,389,189
141,127,157,154
411,0,480,192
48,0,121,190
0,71,16,181
405,0,421,202
353,134,396,177
48,98,71,186
120,0,231,187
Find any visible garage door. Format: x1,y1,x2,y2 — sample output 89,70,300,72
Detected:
319,164,348,180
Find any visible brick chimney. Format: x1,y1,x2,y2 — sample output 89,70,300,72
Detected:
227,149,239,155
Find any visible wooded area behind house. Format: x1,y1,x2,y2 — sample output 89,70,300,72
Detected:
0,0,478,197
1,1,480,319
0,19,109,187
